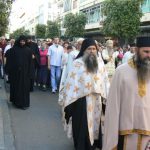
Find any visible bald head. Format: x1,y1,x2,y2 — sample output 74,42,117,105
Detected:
76,38,84,50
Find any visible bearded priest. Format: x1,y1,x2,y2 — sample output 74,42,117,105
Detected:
103,36,150,150
60,38,110,150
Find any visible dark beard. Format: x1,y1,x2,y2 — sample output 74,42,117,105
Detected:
134,55,150,82
82,53,98,73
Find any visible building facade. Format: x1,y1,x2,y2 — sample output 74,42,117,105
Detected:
79,0,104,40
9,0,62,35
62,0,104,40
79,0,150,39
141,0,150,36
9,0,150,39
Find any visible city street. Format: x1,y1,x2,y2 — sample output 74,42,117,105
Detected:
0,0,150,149
7,87,74,150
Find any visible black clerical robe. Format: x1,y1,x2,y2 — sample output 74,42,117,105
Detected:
7,45,32,108
65,97,102,150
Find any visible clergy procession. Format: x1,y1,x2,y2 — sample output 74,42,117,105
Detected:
0,35,150,150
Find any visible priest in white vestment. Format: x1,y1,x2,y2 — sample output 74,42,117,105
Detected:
101,40,115,81
59,38,109,150
58,39,84,138
103,36,150,150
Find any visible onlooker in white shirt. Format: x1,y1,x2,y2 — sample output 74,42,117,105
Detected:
122,43,136,64
47,37,63,93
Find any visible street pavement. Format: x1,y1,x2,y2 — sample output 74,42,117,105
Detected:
1,79,74,150
0,79,15,150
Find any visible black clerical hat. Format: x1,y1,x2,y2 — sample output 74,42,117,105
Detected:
136,37,150,47
130,43,136,47
76,38,97,59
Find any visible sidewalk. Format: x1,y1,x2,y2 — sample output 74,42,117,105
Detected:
0,79,15,150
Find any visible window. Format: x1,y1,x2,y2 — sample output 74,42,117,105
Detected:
48,3,51,8
64,0,72,12
73,0,77,9
29,19,34,24
39,5,44,15
48,14,51,20
141,0,150,13
38,14,44,24
81,4,103,24
80,0,87,3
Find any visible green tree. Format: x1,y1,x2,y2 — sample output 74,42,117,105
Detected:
46,21,60,38
102,0,144,42
64,13,87,38
35,24,46,39
10,27,30,39
0,0,12,36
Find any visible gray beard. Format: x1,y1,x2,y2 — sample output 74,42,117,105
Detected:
134,55,150,82
107,48,114,56
82,53,98,73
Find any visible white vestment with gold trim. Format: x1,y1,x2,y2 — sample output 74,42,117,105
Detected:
103,59,150,150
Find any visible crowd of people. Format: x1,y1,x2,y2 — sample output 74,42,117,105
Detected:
0,35,150,150
0,36,136,93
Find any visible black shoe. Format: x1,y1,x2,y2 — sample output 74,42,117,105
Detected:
52,91,56,94
6,80,10,83
52,89,56,94
22,107,29,110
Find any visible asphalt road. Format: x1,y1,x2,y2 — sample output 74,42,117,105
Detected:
8,88,74,150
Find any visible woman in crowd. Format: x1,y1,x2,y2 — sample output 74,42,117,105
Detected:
37,42,48,91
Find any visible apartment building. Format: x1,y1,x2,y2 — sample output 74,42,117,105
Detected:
79,0,104,40
9,0,150,38
141,0,150,36
79,0,150,39
9,0,62,35
62,0,104,40
62,0,150,39
63,0,79,14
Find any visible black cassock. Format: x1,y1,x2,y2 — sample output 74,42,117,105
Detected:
7,45,32,108
27,42,40,91
64,97,103,150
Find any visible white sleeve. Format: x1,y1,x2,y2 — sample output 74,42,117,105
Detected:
66,53,74,77
122,53,127,64
4,45,10,54
102,50,109,60
102,70,121,150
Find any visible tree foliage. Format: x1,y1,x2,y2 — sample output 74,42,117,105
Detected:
64,13,87,38
35,24,46,38
10,27,30,39
0,0,13,36
46,21,60,38
102,0,144,41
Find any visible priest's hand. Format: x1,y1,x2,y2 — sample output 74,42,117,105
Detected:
32,54,35,59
